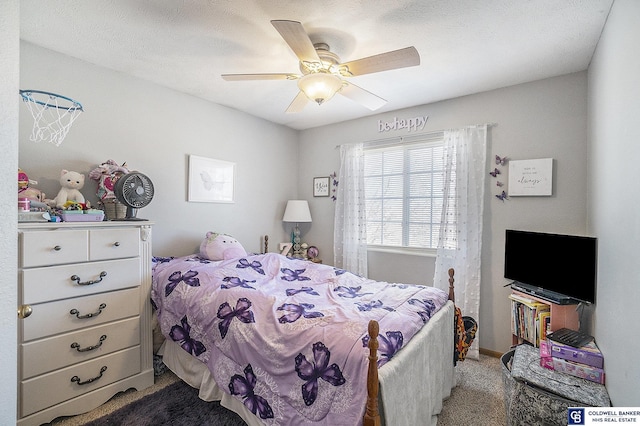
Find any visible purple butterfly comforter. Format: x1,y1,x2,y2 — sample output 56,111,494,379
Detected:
151,253,449,426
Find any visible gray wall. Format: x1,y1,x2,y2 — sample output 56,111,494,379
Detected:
0,1,19,422
5,2,638,416
588,0,640,407
19,42,300,257
298,72,590,354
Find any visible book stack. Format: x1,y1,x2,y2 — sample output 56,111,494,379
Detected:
540,338,605,384
509,293,550,347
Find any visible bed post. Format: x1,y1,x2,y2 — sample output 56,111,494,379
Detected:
363,320,381,426
448,268,455,302
363,270,455,425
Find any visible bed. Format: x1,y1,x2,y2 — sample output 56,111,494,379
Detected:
151,250,456,426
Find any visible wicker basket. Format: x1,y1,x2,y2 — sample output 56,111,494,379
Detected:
103,199,127,220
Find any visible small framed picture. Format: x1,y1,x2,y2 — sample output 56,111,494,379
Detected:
313,177,330,197
188,155,236,203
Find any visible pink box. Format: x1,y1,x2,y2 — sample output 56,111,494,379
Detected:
540,356,554,370
552,357,605,384
540,339,552,357
549,339,604,369
539,340,554,370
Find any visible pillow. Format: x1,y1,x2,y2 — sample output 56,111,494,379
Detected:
199,231,247,261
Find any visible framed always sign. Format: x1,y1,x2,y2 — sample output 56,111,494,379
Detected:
508,158,553,196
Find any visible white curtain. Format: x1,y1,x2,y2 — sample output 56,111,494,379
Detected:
333,143,368,276
433,125,487,360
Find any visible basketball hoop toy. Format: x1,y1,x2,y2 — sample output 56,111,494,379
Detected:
19,90,84,147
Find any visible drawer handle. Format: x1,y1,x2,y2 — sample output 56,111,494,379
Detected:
70,303,107,319
71,335,107,352
17,305,33,319
53,245,62,251
114,241,121,247
70,271,107,286
71,366,107,386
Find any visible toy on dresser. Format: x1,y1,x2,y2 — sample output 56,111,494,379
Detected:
88,159,129,203
46,169,86,209
18,168,46,203
18,168,52,222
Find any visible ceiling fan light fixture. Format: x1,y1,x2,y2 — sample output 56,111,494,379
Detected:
297,73,343,105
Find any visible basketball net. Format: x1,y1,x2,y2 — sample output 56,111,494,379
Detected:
20,90,83,147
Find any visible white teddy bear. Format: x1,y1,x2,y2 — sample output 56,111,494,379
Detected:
50,169,86,209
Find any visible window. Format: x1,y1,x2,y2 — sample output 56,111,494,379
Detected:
363,134,446,250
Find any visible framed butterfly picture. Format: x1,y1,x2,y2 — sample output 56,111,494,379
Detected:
188,155,236,203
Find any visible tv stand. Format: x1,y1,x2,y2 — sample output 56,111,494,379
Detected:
510,289,579,347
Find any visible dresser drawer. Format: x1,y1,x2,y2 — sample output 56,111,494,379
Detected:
90,227,140,260
20,230,89,267
20,346,141,417
22,257,141,304
22,287,140,342
21,317,140,379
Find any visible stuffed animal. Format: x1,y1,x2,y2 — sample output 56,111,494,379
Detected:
18,168,46,202
88,160,129,201
199,232,247,261
48,169,86,209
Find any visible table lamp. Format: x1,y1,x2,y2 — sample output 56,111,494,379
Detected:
282,200,312,258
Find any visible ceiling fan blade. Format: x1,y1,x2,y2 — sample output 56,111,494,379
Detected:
222,73,298,81
285,91,309,113
339,82,387,111
271,20,321,64
339,46,420,77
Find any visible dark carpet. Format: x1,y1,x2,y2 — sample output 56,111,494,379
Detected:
84,380,248,426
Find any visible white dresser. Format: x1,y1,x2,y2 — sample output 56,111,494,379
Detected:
17,221,155,425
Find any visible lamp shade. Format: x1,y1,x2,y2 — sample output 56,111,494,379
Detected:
282,200,312,223
297,73,343,105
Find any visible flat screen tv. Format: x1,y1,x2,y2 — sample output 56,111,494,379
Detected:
504,229,597,304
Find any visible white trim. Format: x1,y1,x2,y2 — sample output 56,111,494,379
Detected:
367,245,437,257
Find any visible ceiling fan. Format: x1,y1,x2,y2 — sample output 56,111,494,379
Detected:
221,20,420,113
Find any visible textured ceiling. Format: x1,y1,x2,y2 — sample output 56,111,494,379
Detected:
19,0,613,130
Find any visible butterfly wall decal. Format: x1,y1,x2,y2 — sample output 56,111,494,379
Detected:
496,181,504,187
496,191,508,201
495,155,508,166
489,168,501,178
330,171,339,202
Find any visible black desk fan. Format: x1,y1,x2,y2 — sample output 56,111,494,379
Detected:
113,172,154,220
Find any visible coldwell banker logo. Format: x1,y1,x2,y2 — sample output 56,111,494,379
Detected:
378,115,429,133
568,408,585,425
